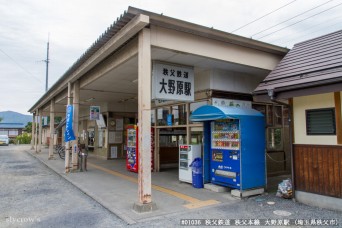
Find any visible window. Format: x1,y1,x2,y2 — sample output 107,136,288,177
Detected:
306,108,336,135
0,130,8,135
172,104,187,125
267,127,283,151
157,107,169,126
9,129,18,136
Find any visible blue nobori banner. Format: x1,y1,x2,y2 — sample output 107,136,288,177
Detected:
64,105,76,142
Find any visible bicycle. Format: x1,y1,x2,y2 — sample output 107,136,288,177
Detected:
55,144,65,159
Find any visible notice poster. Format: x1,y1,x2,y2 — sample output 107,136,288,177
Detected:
89,106,100,120
110,146,117,158
116,119,123,131
108,131,123,144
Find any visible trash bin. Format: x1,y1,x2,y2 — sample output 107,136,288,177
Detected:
189,157,203,188
78,145,88,172
79,152,87,172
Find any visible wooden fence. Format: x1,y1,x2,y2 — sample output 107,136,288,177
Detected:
294,144,342,198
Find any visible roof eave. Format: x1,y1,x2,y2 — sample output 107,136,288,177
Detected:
128,7,289,56
254,77,342,99
28,11,149,113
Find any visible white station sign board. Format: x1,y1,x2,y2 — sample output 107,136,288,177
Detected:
152,62,194,102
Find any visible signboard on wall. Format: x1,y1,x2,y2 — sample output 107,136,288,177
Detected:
212,98,252,109
152,62,194,102
90,106,100,120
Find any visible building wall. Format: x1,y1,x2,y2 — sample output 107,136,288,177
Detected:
194,69,265,93
293,93,337,145
150,26,283,71
293,92,342,200
211,69,264,94
194,68,211,91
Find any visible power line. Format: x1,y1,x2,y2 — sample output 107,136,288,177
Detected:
268,14,342,46
231,0,297,33
256,1,342,40
278,23,342,47
0,48,43,83
251,0,335,38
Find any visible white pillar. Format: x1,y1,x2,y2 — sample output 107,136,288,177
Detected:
49,98,55,159
38,110,43,152
35,110,38,152
31,113,36,150
134,28,155,211
71,80,79,171
65,82,72,173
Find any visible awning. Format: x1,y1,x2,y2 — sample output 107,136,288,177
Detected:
190,105,263,122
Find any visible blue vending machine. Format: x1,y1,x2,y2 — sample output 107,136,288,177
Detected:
190,105,266,192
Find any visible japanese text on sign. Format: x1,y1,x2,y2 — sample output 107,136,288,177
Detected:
179,219,339,226
64,105,76,142
152,62,194,102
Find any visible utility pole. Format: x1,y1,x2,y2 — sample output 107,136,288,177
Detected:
44,34,50,92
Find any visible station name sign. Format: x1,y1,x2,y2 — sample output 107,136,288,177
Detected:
152,62,194,102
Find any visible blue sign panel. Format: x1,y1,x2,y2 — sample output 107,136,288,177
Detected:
64,105,76,142
167,114,173,126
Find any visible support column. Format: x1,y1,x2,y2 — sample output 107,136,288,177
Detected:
186,103,190,144
71,80,80,171
48,98,55,159
31,113,36,150
334,92,342,144
65,82,72,173
133,28,156,213
35,110,38,152
38,109,43,152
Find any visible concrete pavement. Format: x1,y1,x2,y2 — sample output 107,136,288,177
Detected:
22,146,341,227
27,147,238,224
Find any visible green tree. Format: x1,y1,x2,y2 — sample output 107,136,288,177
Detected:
16,132,32,144
24,122,32,133
0,117,2,123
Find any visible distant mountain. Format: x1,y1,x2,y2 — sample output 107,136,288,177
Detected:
0,111,32,126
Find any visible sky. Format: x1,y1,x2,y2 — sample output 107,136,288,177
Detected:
1,0,341,115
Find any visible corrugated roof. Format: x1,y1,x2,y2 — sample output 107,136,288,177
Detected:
255,30,342,95
0,123,26,129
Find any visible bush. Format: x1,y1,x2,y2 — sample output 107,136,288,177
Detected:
16,133,32,144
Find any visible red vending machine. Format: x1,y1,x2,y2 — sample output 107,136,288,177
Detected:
126,125,138,172
126,125,154,173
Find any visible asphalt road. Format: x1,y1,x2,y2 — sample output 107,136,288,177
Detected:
0,145,126,228
0,145,341,228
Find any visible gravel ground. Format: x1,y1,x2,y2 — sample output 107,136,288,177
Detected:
0,145,341,228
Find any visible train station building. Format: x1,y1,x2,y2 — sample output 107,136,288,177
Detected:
29,7,290,211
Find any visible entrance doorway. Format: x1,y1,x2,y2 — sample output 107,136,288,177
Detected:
158,127,186,171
